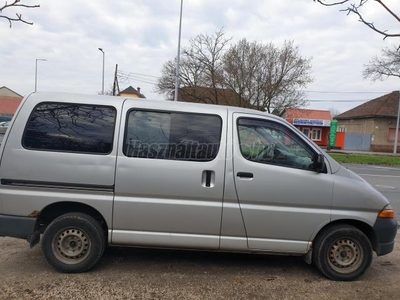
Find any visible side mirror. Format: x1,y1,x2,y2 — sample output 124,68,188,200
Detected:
314,153,326,173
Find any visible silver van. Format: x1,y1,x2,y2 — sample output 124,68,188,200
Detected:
0,92,397,280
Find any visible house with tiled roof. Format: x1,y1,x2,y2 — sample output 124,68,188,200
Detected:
0,86,23,142
178,86,262,110
283,108,332,147
335,91,399,152
118,86,146,98
0,86,23,115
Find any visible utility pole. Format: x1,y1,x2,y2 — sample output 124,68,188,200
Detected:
98,48,105,95
35,58,47,92
174,0,184,102
113,64,119,96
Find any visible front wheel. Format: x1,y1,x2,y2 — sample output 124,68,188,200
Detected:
312,224,373,281
42,212,105,273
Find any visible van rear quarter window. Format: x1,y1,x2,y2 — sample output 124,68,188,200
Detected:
124,110,222,161
22,102,116,154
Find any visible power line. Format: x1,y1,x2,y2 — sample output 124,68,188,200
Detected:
125,72,160,79
128,78,158,85
303,90,391,94
117,70,159,86
307,99,367,102
112,70,394,95
113,70,393,95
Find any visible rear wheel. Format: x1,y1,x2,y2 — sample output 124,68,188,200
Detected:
42,212,105,273
312,224,372,281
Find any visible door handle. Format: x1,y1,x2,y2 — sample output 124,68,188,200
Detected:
237,172,254,178
202,170,215,188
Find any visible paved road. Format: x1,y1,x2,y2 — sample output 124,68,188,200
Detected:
343,164,400,221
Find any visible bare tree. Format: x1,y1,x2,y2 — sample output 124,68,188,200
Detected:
0,0,39,28
271,90,309,117
221,39,264,109
156,32,312,111
329,107,342,118
223,39,312,114
314,1,400,40
315,1,400,85
155,60,175,99
155,28,231,103
183,29,231,104
155,57,208,100
98,84,115,96
363,44,400,80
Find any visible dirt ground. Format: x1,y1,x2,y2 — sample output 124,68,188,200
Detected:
1,235,399,300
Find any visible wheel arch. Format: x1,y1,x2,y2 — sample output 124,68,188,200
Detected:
313,219,378,253
35,202,109,237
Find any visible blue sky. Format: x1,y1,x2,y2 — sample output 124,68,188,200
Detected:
0,0,399,114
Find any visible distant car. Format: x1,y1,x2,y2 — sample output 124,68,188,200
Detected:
0,121,10,127
0,115,12,123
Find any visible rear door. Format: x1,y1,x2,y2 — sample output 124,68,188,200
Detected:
233,113,333,253
0,96,120,228
112,101,227,249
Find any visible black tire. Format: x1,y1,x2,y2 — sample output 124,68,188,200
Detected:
42,212,105,273
312,224,372,281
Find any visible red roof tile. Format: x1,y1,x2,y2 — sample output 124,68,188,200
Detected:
336,91,399,119
0,96,23,114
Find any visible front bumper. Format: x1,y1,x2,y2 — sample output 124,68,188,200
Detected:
0,214,36,239
373,217,398,256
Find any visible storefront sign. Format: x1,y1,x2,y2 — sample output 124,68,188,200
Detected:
329,120,338,147
293,118,331,127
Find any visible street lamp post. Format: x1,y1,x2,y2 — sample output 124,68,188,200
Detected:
98,48,105,95
35,58,47,92
174,0,183,102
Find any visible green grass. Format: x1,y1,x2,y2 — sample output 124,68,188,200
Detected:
329,153,400,166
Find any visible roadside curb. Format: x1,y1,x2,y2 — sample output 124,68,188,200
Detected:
326,150,400,157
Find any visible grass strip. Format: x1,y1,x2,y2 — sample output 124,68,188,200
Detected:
329,153,400,166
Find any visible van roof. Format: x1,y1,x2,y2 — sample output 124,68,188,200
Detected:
27,92,283,122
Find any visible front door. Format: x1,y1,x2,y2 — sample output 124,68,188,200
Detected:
233,113,333,253
112,101,227,249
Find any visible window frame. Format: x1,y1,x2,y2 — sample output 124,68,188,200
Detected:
311,128,322,141
123,108,223,162
237,117,318,171
302,127,311,138
22,101,117,155
388,128,400,142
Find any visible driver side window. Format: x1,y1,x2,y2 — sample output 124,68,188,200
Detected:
237,118,316,171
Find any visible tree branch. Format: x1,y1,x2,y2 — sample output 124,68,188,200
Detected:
363,44,400,81
375,0,400,23
314,0,349,6
315,0,400,40
0,0,40,28
0,0,39,11
341,3,400,39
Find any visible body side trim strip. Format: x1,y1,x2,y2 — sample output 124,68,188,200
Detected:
1,178,114,192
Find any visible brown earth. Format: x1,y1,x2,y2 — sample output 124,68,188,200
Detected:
0,235,399,300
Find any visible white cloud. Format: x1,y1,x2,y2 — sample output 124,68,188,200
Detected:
0,0,399,113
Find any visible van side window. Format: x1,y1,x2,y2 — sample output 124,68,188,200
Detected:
23,102,116,154
237,118,316,171
124,110,222,161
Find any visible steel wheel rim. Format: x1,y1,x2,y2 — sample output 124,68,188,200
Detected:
327,238,364,274
52,227,91,265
